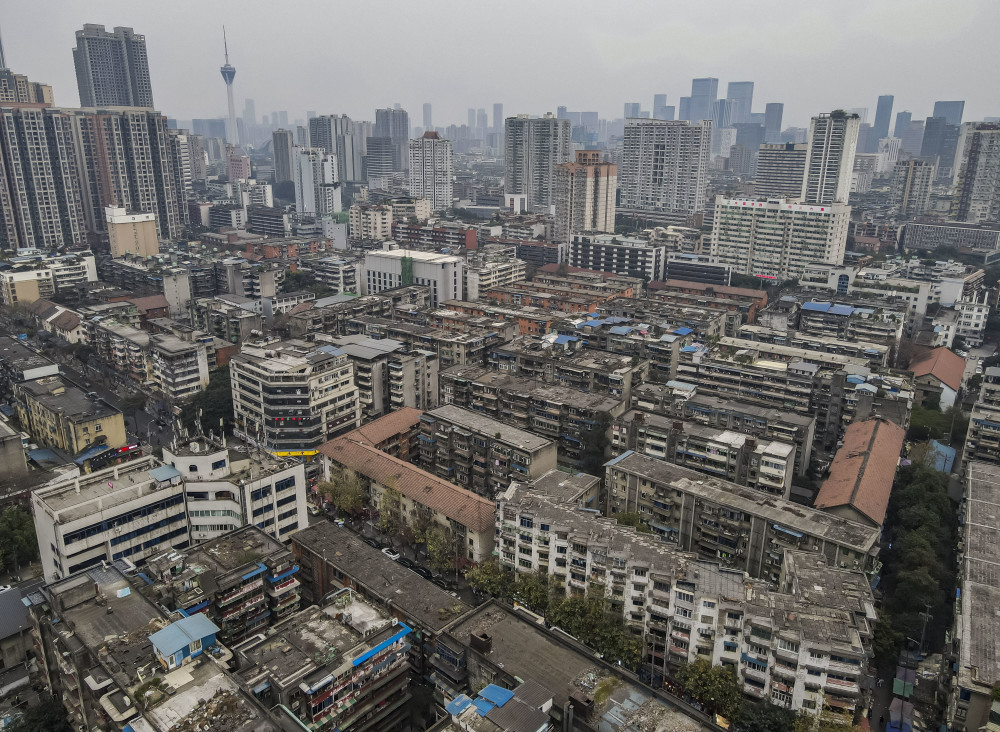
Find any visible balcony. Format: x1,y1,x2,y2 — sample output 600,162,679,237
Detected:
743,682,767,699
825,677,860,696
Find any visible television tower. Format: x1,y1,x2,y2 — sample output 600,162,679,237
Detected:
220,27,239,146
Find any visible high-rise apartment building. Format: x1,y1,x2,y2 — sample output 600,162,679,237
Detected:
764,102,784,142
423,102,432,131
72,24,153,108
0,106,87,252
889,159,934,218
801,111,860,204
689,77,718,123
553,150,617,242
755,142,808,198
230,340,361,454
365,136,395,185
503,114,572,212
726,81,754,123
933,100,965,127
0,68,53,104
408,132,454,212
873,94,894,140
308,114,364,183
272,128,294,183
106,206,158,257
618,119,712,219
710,196,850,280
375,107,410,171
292,146,341,217
72,107,183,240
953,123,1000,224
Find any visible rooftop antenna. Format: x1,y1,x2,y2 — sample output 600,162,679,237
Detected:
0,25,6,70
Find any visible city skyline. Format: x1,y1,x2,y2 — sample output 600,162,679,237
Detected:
3,0,999,130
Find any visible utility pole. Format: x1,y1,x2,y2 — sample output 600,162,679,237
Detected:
918,602,933,656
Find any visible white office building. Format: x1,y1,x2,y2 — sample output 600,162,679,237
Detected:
710,197,850,281
408,132,454,212
362,248,464,306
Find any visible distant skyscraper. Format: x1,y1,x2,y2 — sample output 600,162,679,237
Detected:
73,24,153,108
953,123,1000,223
554,150,617,243
901,121,925,156
0,24,6,69
619,119,712,218
873,95,893,140
920,117,949,158
365,136,395,186
678,97,691,121
624,102,641,119
423,102,432,131
504,114,572,212
893,111,912,139
309,114,363,182
272,129,294,183
689,78,719,123
492,103,503,133
802,111,860,205
467,108,476,130
293,146,340,217
476,108,488,137
933,101,965,127
764,103,784,142
408,132,454,212
653,94,669,120
726,81,754,123
219,28,238,146
243,98,256,126
375,107,410,171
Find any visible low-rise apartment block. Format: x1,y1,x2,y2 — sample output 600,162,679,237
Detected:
568,233,667,280
418,404,557,496
15,376,127,456
0,252,97,306
604,451,881,581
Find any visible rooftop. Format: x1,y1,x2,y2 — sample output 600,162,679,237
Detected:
341,407,423,447
528,469,601,504
909,346,965,392
318,437,495,533
427,404,553,453
814,419,905,527
366,248,464,263
291,522,470,632
608,451,881,552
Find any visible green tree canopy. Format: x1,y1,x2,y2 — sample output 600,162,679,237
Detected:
180,367,233,435
675,659,742,720
466,558,515,601
0,506,38,569
317,468,366,516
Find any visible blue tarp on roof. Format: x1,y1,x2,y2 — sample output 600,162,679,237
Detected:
856,383,878,393
317,345,345,356
846,375,867,384
772,524,803,538
554,335,578,344
830,304,854,315
608,326,633,335
472,698,495,716
674,326,694,335
928,440,956,473
580,320,605,328
149,465,181,482
478,684,515,707
802,301,831,312
446,695,473,715
74,444,111,465
681,345,698,353
27,449,59,465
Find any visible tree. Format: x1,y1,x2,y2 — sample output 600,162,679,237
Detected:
466,558,515,600
872,612,903,665
513,571,550,613
6,695,71,732
317,468,366,516
425,525,463,576
614,512,652,533
738,699,797,732
556,261,569,276
675,659,742,720
180,367,233,435
546,589,640,670
120,393,147,433
376,484,403,542
0,506,38,570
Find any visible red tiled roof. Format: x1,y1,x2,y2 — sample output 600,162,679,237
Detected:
50,310,81,332
909,347,965,392
344,408,423,447
318,436,495,533
814,419,905,527
128,294,169,313
286,301,314,316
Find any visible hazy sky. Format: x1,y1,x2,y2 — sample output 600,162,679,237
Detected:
5,0,999,129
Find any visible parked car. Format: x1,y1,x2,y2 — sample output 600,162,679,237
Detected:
308,505,321,516
381,547,401,561
432,578,450,591
413,566,433,580
363,537,383,549
398,557,416,569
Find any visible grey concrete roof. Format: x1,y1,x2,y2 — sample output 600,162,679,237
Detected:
428,404,553,453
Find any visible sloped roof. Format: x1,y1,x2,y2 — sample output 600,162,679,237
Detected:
128,294,169,313
815,419,905,527
909,347,965,392
345,407,423,447
318,436,494,533
286,301,314,316
26,298,59,319
50,310,81,332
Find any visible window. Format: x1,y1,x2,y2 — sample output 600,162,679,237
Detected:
95,424,102,432
189,465,198,472
211,459,227,470
189,638,202,654
519,516,533,528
